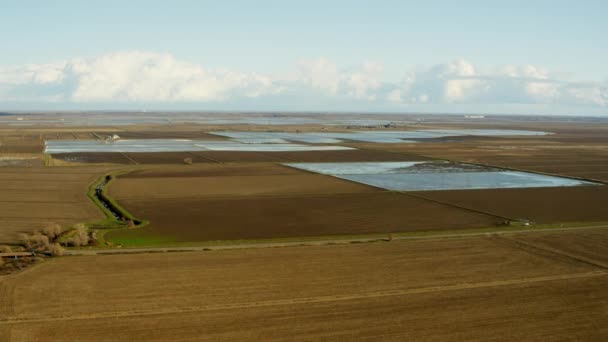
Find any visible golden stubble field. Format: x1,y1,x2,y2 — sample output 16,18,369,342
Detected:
0,166,114,244
1,231,608,341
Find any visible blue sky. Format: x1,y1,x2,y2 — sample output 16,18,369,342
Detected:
1,0,607,114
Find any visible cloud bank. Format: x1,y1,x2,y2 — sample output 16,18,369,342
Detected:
0,51,606,113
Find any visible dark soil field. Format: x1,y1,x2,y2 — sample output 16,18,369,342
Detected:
125,152,218,164
109,164,377,200
263,149,430,162
51,152,133,164
53,148,431,165
417,186,608,223
105,163,503,243
2,234,607,341
108,193,502,243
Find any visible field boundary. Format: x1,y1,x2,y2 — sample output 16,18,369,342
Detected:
63,223,608,255
85,169,150,240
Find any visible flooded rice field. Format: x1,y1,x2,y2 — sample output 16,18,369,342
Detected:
0,114,411,127
211,129,550,144
286,161,599,191
44,139,354,153
44,129,550,153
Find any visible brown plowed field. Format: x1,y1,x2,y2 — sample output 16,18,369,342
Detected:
51,148,431,165
2,235,607,341
417,186,608,223
264,148,429,162
125,152,217,164
51,152,133,164
192,151,287,163
118,163,298,178
107,192,501,242
0,166,111,244
109,169,376,200
106,164,501,243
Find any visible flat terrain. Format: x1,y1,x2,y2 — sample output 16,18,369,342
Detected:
507,228,608,266
0,166,111,244
106,164,502,244
372,124,608,182
50,149,429,165
2,115,608,341
108,163,376,199
2,233,607,341
417,186,608,223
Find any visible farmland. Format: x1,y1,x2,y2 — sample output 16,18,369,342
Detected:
105,163,503,244
417,186,608,223
1,113,608,341
2,233,608,341
0,166,112,244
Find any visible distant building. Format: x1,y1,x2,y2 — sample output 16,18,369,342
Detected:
464,115,485,119
104,134,121,143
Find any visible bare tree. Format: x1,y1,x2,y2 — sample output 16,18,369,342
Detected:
42,223,63,240
19,233,50,251
48,243,63,256
66,224,89,247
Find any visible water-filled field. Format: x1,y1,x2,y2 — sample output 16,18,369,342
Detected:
44,139,354,153
286,161,598,191
0,114,411,126
210,129,550,144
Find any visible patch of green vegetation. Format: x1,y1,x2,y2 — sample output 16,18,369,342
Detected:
82,169,150,247
43,153,51,166
90,220,608,249
103,232,178,247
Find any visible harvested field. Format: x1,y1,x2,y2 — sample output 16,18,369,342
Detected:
1,235,607,341
0,166,111,244
417,186,608,223
510,228,608,266
0,134,43,153
107,192,502,243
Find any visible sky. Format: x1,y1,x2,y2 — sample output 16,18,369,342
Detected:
0,0,607,115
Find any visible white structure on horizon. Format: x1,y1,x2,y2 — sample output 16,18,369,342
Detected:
104,134,121,143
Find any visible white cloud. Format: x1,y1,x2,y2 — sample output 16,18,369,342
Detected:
0,51,282,103
389,59,606,107
0,52,606,111
297,58,383,100
71,51,281,102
